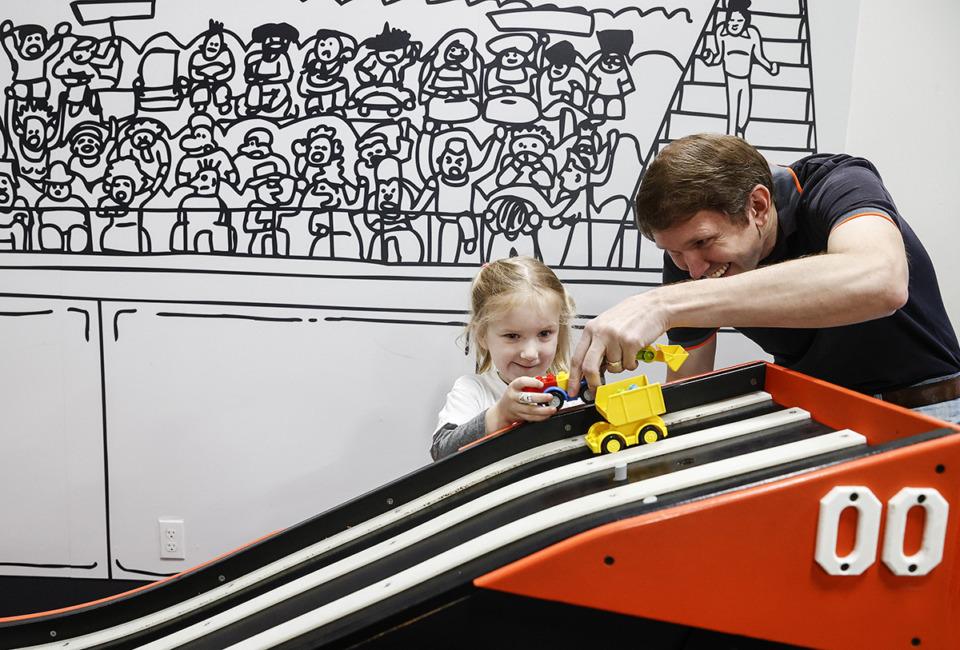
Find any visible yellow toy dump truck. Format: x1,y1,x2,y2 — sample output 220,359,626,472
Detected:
584,344,688,454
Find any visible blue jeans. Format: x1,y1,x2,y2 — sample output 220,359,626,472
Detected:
875,373,960,425
912,396,960,425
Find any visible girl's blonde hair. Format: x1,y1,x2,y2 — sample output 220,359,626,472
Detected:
465,256,576,375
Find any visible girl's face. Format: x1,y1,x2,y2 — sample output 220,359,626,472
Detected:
479,295,561,383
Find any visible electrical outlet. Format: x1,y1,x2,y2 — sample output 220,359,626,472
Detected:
159,518,185,560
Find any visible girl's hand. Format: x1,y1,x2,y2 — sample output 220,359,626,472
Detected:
486,376,556,433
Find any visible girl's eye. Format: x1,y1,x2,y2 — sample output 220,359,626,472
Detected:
504,333,519,339
539,330,554,338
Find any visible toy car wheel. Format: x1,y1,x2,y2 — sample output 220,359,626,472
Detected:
548,393,564,409
640,424,664,445
578,380,596,404
601,434,626,454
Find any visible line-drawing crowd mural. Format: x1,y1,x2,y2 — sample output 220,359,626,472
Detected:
0,0,815,269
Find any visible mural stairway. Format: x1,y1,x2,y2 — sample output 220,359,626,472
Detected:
651,0,817,167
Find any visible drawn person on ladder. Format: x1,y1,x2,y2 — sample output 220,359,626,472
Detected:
701,0,779,138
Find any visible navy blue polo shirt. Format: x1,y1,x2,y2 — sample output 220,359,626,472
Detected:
664,154,960,394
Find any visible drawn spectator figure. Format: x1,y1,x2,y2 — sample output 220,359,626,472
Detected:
243,160,296,256
482,33,540,125
364,156,422,262
65,121,110,192
294,125,346,188
701,0,779,137
354,120,411,190
550,127,621,266
11,100,58,186
96,157,149,253
298,30,357,116
185,20,235,115
0,20,71,106
494,125,556,191
51,36,118,119
0,161,32,250
233,127,288,193
37,161,89,252
538,40,588,140
419,29,482,132
242,22,299,118
171,160,234,253
414,129,504,263
351,23,421,118
175,112,237,189
112,117,171,198
587,29,635,121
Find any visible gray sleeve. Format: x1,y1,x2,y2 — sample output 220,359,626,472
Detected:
430,410,489,461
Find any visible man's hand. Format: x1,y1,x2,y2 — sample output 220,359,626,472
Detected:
568,292,670,396
485,376,556,433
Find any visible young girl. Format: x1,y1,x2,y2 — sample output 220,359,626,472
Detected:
432,256,577,460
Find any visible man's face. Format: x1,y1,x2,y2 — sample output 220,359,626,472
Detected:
653,209,763,280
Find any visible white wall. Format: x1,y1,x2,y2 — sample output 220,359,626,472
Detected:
845,0,960,325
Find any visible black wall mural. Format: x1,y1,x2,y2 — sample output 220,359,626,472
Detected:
0,0,816,269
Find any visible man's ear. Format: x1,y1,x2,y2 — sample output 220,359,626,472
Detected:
748,184,773,227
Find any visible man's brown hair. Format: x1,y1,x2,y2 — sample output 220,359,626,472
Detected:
634,133,774,240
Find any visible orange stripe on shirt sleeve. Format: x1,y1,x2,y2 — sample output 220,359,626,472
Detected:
830,212,898,235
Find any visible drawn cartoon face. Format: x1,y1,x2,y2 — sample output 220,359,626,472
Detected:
359,141,387,167
315,36,342,62
0,175,16,206
559,161,587,192
21,116,50,153
45,181,71,200
548,62,570,79
309,179,340,207
21,32,46,60
181,127,214,154
131,126,159,150
71,133,104,159
599,53,624,73
70,45,94,65
306,136,334,166
727,11,747,35
110,177,135,205
203,32,223,59
377,47,405,65
377,178,401,210
511,133,546,162
499,49,526,69
192,169,220,195
263,36,289,59
444,42,468,66
440,150,468,180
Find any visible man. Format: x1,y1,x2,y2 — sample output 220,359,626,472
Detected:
570,133,960,422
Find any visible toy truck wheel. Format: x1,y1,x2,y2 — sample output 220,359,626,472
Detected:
578,380,595,404
546,390,565,409
640,424,664,445
601,434,626,454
